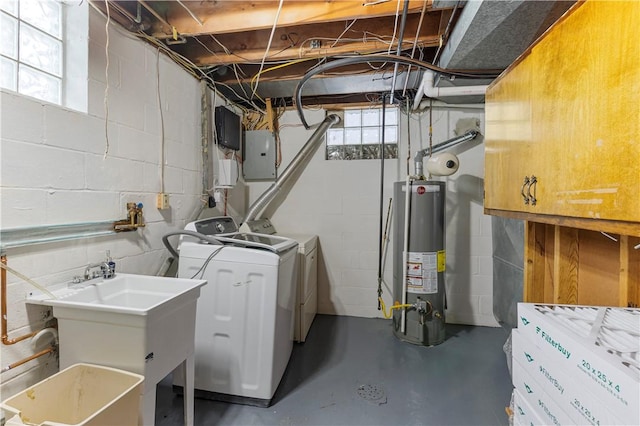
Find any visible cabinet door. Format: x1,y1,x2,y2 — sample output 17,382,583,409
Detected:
486,1,640,222
485,56,536,213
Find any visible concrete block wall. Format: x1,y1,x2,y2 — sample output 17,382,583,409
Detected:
0,7,208,398
247,106,499,327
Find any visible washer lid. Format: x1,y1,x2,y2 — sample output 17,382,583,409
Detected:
211,233,297,254
184,217,297,253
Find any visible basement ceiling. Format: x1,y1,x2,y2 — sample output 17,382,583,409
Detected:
93,0,574,110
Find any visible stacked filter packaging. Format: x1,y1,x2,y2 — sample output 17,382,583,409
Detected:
511,303,640,426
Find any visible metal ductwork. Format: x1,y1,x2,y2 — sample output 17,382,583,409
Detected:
242,114,341,225
432,0,575,90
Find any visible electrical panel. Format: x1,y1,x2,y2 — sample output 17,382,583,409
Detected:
243,130,276,181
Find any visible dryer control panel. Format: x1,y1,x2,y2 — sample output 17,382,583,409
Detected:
189,216,238,235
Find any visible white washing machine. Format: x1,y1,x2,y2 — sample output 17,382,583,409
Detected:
241,219,318,342
174,217,298,406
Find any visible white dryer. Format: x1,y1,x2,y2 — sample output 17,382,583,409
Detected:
174,217,298,406
240,219,318,342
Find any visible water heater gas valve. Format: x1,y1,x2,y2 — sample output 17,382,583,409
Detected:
414,299,429,314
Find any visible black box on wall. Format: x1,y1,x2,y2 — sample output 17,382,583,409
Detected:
215,106,241,151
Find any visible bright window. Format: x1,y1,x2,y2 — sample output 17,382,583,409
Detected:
327,107,399,160
1,0,63,104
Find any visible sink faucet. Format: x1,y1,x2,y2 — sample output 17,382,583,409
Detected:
84,260,115,280
84,262,110,280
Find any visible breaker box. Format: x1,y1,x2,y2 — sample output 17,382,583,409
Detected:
243,130,276,181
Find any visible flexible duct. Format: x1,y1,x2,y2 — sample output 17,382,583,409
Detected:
242,114,341,223
294,54,501,129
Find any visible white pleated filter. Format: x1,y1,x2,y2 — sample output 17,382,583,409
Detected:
533,304,640,379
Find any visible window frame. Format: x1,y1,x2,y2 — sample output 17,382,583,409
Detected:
0,0,87,112
1,1,64,104
326,106,399,161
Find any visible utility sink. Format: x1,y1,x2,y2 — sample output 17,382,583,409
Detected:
28,273,206,316
27,273,207,425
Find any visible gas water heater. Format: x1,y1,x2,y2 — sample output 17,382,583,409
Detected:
390,126,479,346
392,180,446,346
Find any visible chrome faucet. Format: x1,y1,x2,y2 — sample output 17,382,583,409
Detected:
84,262,111,280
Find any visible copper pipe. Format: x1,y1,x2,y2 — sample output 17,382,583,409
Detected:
2,255,39,345
1,347,55,373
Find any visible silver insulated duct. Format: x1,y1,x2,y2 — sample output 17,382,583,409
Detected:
393,180,446,346
242,114,340,225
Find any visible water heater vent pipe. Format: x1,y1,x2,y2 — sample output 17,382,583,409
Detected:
414,129,478,177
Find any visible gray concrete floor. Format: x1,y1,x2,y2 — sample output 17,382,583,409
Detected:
156,315,512,425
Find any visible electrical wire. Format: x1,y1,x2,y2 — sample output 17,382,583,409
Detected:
88,1,263,114
176,0,203,26
402,0,428,96
102,0,111,158
387,0,402,54
190,246,225,279
194,37,255,104
251,0,284,100
330,19,358,48
250,58,315,92
156,47,165,193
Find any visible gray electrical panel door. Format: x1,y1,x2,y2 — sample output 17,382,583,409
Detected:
243,130,276,181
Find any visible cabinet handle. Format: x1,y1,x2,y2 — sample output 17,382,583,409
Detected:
528,175,537,206
521,176,530,205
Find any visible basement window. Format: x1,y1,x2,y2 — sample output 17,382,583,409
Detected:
326,107,398,160
0,0,87,111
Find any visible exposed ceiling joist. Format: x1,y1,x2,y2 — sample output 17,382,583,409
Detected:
94,0,574,109
141,0,434,38
171,11,449,66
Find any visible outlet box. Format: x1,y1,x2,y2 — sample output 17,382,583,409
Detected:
156,193,170,210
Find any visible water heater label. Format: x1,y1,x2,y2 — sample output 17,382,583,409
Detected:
406,252,438,294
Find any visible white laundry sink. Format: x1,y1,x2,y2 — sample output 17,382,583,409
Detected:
28,273,204,316
27,273,207,425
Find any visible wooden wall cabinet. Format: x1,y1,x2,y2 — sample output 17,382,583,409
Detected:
485,0,640,237
484,1,640,307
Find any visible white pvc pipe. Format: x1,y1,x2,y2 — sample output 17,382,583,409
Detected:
423,70,488,99
413,70,489,110
401,175,412,334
